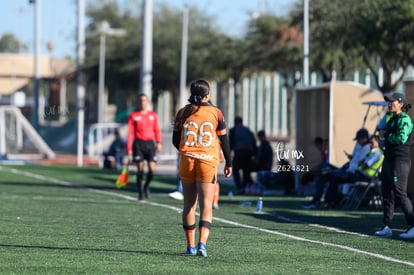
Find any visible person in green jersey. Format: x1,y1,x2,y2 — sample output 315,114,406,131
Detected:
374,93,414,238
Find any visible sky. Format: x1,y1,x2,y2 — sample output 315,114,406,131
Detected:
0,0,295,59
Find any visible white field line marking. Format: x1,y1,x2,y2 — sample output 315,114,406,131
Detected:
276,215,369,237
0,194,130,204
2,166,414,268
32,195,130,204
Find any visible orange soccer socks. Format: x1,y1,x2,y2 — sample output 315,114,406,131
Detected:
183,224,196,248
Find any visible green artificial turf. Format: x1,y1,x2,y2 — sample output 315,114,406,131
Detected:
1,164,414,274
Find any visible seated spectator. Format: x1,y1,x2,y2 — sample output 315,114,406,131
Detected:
325,135,384,206
103,130,126,170
276,159,295,195
302,128,371,209
299,136,330,195
255,130,274,190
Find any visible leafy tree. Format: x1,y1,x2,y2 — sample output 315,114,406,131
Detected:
153,4,237,111
84,1,235,119
289,0,364,82
242,14,303,137
348,0,414,93
244,15,302,81
289,0,414,92
0,33,27,53
83,0,141,121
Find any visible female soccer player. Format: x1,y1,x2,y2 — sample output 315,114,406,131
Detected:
374,93,414,238
172,79,232,256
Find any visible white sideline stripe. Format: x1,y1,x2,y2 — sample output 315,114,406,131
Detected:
2,166,414,268
276,215,369,237
33,195,130,204
0,194,130,204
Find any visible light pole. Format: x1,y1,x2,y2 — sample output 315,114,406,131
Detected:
303,0,309,87
96,21,126,123
76,0,85,167
29,0,41,130
179,5,189,108
140,0,153,103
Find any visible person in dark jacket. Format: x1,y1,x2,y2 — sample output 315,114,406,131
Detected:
229,116,257,194
374,93,414,238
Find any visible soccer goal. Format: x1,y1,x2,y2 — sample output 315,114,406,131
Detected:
0,105,55,160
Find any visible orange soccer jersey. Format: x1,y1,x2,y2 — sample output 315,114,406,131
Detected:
174,104,227,183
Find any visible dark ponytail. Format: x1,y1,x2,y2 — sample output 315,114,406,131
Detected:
189,80,210,100
177,80,211,129
188,95,203,105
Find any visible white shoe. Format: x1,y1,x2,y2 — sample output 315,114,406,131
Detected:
374,226,392,237
168,191,184,201
399,227,414,239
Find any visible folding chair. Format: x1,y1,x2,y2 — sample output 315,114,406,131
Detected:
339,176,382,210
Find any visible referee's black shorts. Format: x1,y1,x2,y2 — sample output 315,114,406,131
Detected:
132,139,158,163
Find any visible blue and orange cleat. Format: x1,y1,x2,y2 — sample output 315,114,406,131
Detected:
186,246,197,255
197,242,207,257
